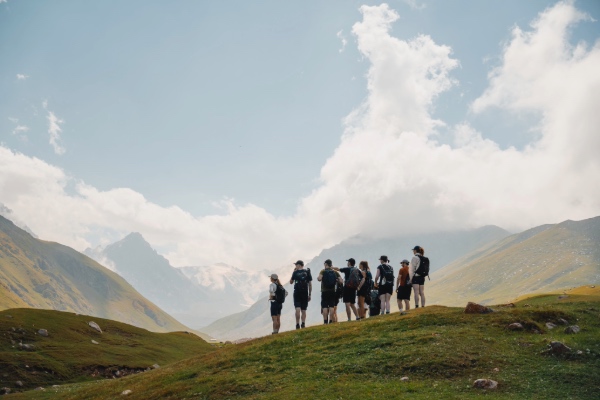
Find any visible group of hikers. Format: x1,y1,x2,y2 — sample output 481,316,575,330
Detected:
268,246,430,334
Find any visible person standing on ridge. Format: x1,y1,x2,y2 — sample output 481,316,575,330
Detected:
356,261,372,320
396,259,411,312
409,246,429,308
374,255,394,314
289,260,312,329
334,258,360,321
268,274,285,334
318,259,343,324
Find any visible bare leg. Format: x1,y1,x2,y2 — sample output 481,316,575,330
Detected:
301,310,307,323
329,307,335,323
275,316,281,332
295,307,301,324
333,306,338,322
397,299,403,311
419,285,426,307
350,303,358,319
322,307,329,323
345,303,352,320
357,297,365,319
379,294,387,314
404,299,410,310
413,284,421,307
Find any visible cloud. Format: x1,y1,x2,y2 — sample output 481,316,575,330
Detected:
337,30,348,53
0,2,599,271
7,118,29,140
402,0,426,11
16,74,29,80
46,110,66,155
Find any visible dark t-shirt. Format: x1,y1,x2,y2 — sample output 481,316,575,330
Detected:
290,268,313,292
377,264,393,286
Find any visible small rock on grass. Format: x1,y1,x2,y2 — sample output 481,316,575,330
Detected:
1,387,11,395
34,387,45,391
542,341,571,355
464,302,494,314
152,364,160,369
558,295,568,300
400,377,409,382
473,379,498,390
507,323,524,331
546,322,557,330
38,329,49,337
565,325,580,334
557,318,569,325
122,390,133,395
15,381,23,387
88,321,102,333
91,340,99,344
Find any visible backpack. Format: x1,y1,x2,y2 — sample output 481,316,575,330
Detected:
380,264,394,285
415,255,430,277
274,284,287,303
295,268,310,289
370,289,381,309
346,267,362,290
322,269,337,290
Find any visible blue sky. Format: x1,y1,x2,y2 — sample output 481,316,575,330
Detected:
1,1,599,269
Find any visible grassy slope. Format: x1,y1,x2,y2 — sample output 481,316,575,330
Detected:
15,286,600,399
0,308,213,392
0,216,190,333
428,216,600,306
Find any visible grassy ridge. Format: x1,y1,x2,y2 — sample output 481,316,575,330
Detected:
14,286,600,399
0,309,213,392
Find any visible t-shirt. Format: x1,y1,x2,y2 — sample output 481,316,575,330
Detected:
398,266,410,286
269,282,277,301
319,269,341,292
377,264,394,286
290,268,313,292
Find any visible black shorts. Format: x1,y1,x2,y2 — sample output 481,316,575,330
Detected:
412,275,425,285
378,284,393,295
342,287,357,304
397,285,412,300
293,291,309,310
321,291,337,308
270,301,282,316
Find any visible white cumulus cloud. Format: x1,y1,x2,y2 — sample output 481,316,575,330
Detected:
0,2,598,271
16,74,29,80
46,110,66,155
337,30,348,53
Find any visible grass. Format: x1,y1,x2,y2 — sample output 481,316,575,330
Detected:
10,286,600,399
0,308,213,392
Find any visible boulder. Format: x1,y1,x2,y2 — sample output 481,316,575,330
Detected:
38,329,49,337
507,323,524,331
400,376,409,382
34,387,44,391
465,302,494,314
88,322,102,333
152,364,160,369
18,343,35,351
542,341,571,355
122,390,133,395
473,379,498,390
557,318,569,325
0,388,10,395
565,325,580,334
546,322,557,330
15,381,23,387
558,295,568,300
91,340,99,345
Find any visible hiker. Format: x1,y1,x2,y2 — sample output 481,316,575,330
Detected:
356,261,372,319
334,258,361,321
317,259,343,324
268,274,285,334
374,255,394,314
396,259,411,311
409,246,429,308
289,260,312,329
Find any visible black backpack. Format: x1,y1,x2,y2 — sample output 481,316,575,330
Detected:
346,267,362,290
380,264,394,285
295,268,310,288
275,284,287,303
415,255,430,277
322,269,337,290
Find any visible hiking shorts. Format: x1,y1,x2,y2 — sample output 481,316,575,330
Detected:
378,283,393,295
412,275,425,285
293,291,309,310
342,287,357,304
397,285,412,300
270,301,282,316
321,291,337,308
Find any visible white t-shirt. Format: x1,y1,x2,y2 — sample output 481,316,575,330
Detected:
269,282,277,300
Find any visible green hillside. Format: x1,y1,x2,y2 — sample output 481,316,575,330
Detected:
428,216,600,306
0,308,213,393
0,216,190,333
13,286,600,399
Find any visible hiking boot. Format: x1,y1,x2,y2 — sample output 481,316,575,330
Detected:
296,324,300,330
324,320,328,325
301,323,305,329
386,311,390,314
416,305,419,308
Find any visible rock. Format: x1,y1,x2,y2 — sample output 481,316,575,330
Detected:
493,368,500,372
591,286,596,288
5,315,12,318
88,321,102,333
558,295,568,300
473,379,498,390
546,322,557,330
225,341,232,345
557,318,569,325
577,350,583,355
542,341,571,355
114,370,121,377
464,302,494,314
0,387,11,395
15,381,23,387
152,364,160,369
34,387,45,391
18,343,35,351
122,390,133,395
38,329,49,337
565,325,580,334
507,323,524,331
400,376,409,382
91,340,99,345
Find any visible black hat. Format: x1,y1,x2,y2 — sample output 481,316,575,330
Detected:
346,258,356,265
324,259,333,266
294,260,304,266
411,246,421,251
379,255,389,262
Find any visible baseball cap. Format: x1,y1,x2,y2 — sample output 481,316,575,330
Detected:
269,274,279,280
346,258,356,265
294,260,304,266
411,246,421,251
324,259,333,266
401,259,410,264
379,255,389,262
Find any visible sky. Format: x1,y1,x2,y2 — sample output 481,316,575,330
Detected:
1,0,599,270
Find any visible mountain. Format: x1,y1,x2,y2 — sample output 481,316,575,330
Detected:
20,286,600,399
202,226,510,340
0,216,188,333
427,216,600,305
0,308,213,393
